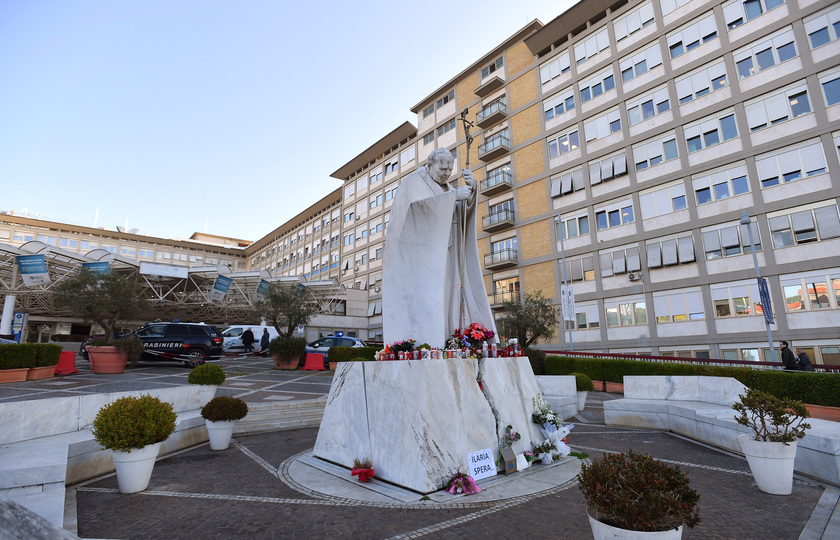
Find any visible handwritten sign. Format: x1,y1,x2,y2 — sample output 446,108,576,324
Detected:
467,448,497,481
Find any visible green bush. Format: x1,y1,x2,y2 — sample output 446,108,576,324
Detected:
0,344,34,369
545,355,574,374
268,336,306,363
201,396,249,422
525,347,546,375
571,372,594,392
34,344,62,367
188,363,226,386
733,388,810,443
92,395,177,452
330,346,377,362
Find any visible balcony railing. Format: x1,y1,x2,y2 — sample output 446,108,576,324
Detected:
478,134,510,161
480,169,512,196
484,248,518,269
476,100,507,128
482,209,515,232
489,290,520,306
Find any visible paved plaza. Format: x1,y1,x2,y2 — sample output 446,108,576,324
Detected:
2,355,838,539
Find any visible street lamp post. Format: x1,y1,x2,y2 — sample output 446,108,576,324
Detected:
556,212,573,352
740,211,777,364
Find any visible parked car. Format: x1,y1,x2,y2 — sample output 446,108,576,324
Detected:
221,325,279,354
305,335,365,359
131,322,223,367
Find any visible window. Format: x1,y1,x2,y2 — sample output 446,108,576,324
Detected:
744,83,812,132
734,27,797,80
659,0,691,17
654,290,705,322
344,211,354,222
36,234,56,245
369,170,382,184
595,199,635,231
400,146,416,164
646,235,696,268
437,118,456,137
561,256,595,282
488,200,514,223
693,163,749,204
702,222,760,260
369,193,383,210
755,140,827,188
614,1,656,42
422,103,434,118
384,186,398,201
605,299,647,327
574,28,610,65
639,181,687,219
369,222,384,236
684,110,737,153
557,213,590,240
819,69,840,107
579,68,616,103
711,282,764,318
547,128,580,159
769,203,840,248
723,0,786,30
539,50,571,85
600,246,642,277
481,57,503,79
481,128,509,154
584,107,622,143
492,277,520,303
490,237,518,263
589,151,628,185
543,86,575,121
626,86,670,126
550,168,585,198
437,90,454,109
667,13,718,59
423,132,434,145
343,234,354,246
572,304,601,330
619,41,663,83
781,272,840,312
804,5,840,49
120,247,136,256
59,238,78,248
675,60,727,106
632,132,679,171
485,163,512,189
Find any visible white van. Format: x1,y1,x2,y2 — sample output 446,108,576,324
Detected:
221,325,279,353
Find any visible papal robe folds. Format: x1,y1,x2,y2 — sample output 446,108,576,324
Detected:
383,166,497,347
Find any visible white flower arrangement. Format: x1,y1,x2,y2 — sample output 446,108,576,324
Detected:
532,393,563,428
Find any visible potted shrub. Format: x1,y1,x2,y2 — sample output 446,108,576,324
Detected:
732,388,811,495
571,371,594,412
578,450,700,539
26,344,62,380
188,363,226,405
83,336,126,374
268,336,307,369
201,396,249,450
0,343,33,383
91,394,177,493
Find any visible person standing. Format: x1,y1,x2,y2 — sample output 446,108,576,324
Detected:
780,341,799,371
242,327,255,354
795,348,813,372
260,328,270,357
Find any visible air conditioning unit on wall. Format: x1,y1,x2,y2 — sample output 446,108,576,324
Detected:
628,272,642,281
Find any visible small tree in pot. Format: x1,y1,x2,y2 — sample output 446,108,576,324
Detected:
201,396,249,450
578,450,700,538
188,363,226,405
268,336,307,369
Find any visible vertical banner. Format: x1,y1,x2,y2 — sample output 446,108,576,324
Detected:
12,312,26,343
560,285,575,322
209,275,232,302
16,255,50,286
757,277,774,324
256,279,270,299
82,261,110,274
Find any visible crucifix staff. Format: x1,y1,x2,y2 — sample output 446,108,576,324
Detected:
457,108,475,332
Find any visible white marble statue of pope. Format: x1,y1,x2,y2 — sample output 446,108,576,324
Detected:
383,147,497,348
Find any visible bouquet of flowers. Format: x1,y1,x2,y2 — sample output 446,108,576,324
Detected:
445,470,482,495
500,424,521,448
534,439,558,465
523,449,538,463
389,339,416,353
452,322,495,349
532,393,563,428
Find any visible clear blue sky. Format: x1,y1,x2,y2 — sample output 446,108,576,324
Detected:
1,0,572,242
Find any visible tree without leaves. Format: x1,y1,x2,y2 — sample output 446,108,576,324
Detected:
52,268,149,338
252,283,317,338
496,291,558,349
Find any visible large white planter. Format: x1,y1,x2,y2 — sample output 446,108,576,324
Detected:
738,434,797,495
577,391,588,412
206,419,236,450
587,508,683,539
112,442,162,494
198,385,219,407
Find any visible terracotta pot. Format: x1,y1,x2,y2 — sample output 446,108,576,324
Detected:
329,361,338,370
805,404,840,422
26,365,56,380
605,382,624,394
0,368,29,383
87,346,127,374
273,354,299,370
592,380,607,392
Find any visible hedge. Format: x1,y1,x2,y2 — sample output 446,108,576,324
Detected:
329,346,378,362
0,344,62,369
544,356,840,407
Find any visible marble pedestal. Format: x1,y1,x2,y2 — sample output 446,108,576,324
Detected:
313,357,544,494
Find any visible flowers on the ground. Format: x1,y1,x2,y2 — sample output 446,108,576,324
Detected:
445,471,482,495
532,393,563,428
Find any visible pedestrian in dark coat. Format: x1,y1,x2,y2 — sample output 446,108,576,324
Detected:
260,328,270,357
242,328,255,354
780,341,799,371
795,348,813,372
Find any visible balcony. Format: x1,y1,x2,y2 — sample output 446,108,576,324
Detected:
484,248,518,269
482,209,515,233
478,134,510,162
480,169,512,196
474,75,504,97
476,100,507,129
489,290,520,306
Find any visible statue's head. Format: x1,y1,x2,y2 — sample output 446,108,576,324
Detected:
426,148,454,185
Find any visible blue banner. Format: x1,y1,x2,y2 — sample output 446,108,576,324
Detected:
82,262,110,274
209,275,232,302
16,255,50,286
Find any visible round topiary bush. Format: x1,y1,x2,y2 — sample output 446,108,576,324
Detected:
201,396,249,422
188,363,226,386
571,372,594,392
92,395,177,452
